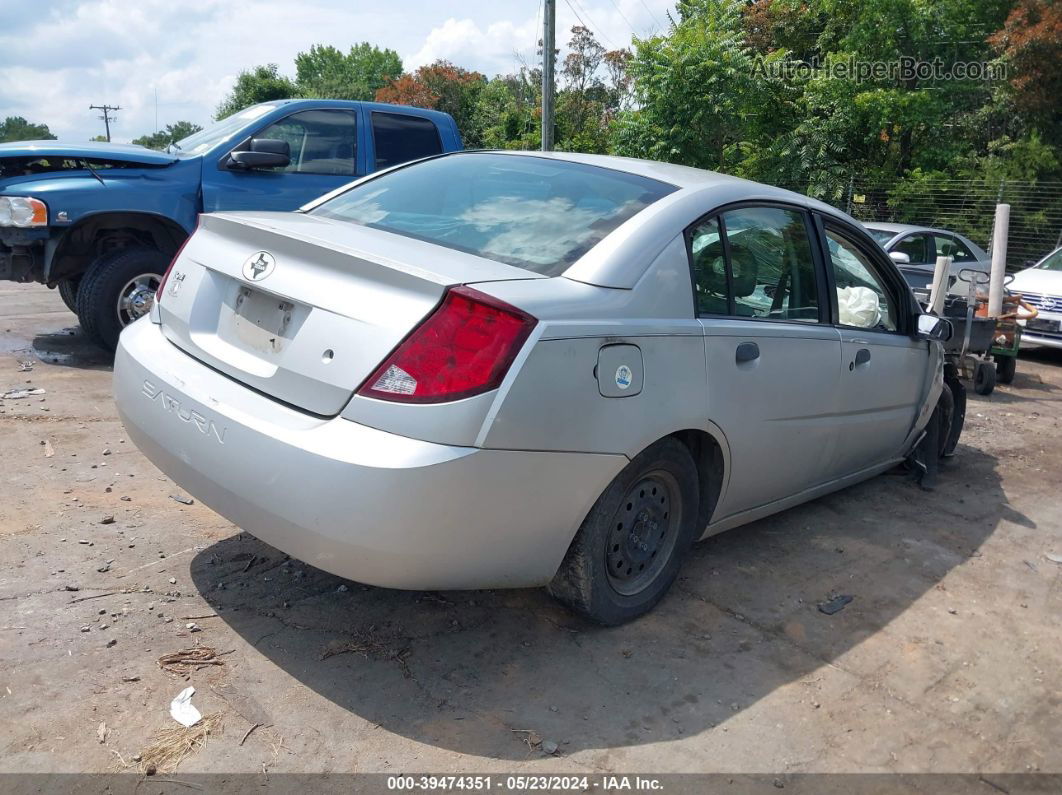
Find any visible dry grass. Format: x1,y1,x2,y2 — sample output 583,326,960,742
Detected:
128,713,224,774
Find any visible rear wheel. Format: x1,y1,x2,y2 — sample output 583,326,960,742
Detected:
994,353,1016,385
76,247,169,351
57,277,81,313
548,437,699,625
973,360,996,396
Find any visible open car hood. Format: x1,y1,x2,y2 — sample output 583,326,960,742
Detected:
0,140,178,166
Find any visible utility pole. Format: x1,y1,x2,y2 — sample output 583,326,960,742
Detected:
89,104,120,142
541,0,555,151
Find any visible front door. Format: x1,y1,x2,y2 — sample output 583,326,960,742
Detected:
823,224,928,476
689,206,843,518
202,108,360,213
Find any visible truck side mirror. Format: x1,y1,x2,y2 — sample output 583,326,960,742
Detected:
889,251,911,265
917,313,952,342
228,138,290,170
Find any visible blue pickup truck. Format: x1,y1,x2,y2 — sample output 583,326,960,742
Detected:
0,99,462,349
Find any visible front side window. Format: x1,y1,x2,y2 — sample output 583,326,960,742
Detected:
893,234,928,264
372,112,443,170
826,229,899,331
252,110,357,176
311,153,677,275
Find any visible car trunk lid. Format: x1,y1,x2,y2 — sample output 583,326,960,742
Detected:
157,211,543,415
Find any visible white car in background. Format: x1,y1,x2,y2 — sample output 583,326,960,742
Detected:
864,222,990,293
1010,247,1062,349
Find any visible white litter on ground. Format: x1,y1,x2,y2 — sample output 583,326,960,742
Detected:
169,686,202,727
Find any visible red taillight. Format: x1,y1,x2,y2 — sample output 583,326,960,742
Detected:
357,285,537,404
156,218,198,302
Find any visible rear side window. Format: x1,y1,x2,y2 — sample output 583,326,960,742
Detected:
689,206,820,322
934,234,975,262
372,112,442,170
311,153,677,275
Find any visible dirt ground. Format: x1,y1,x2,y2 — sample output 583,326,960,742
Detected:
0,282,1060,776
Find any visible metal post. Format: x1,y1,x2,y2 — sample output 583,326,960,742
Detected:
988,203,1010,317
541,0,555,151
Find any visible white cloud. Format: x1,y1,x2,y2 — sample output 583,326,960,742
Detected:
0,0,673,143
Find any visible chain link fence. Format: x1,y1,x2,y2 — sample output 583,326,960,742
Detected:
778,177,1062,268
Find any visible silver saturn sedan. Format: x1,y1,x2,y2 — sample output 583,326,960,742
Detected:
113,151,958,625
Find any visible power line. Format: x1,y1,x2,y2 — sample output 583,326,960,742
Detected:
636,0,664,31
603,0,638,37
563,0,618,48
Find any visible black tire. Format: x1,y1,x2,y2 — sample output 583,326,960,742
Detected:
548,437,700,626
973,360,996,396
994,353,1017,385
76,247,169,351
942,367,966,457
57,278,81,313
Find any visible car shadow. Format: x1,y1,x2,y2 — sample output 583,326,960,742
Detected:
190,446,1014,759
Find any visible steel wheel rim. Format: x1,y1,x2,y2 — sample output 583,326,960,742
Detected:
605,470,682,596
117,273,160,325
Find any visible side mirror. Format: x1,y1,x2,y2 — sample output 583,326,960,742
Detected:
228,138,290,170
1024,260,1036,269
889,251,911,265
917,313,952,342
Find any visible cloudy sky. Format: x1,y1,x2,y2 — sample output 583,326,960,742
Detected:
0,0,674,143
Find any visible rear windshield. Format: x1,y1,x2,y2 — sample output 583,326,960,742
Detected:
310,152,677,275
865,228,894,244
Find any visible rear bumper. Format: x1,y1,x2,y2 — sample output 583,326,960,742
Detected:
113,319,624,589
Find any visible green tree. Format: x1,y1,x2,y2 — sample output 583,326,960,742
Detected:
215,64,297,120
474,69,541,150
132,121,203,151
613,0,787,170
0,116,57,142
376,61,486,146
295,43,402,101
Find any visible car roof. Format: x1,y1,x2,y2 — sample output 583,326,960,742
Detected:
265,98,456,125
864,221,953,236
485,150,770,189
474,150,849,216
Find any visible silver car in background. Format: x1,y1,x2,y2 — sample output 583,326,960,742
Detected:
114,152,956,625
864,222,990,292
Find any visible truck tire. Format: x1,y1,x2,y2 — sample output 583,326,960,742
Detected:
57,278,81,313
76,247,169,351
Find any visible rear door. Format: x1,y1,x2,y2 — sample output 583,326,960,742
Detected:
822,220,928,476
690,205,842,518
202,109,361,213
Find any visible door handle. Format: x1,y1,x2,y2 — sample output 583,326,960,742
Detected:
852,348,871,369
735,341,760,363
